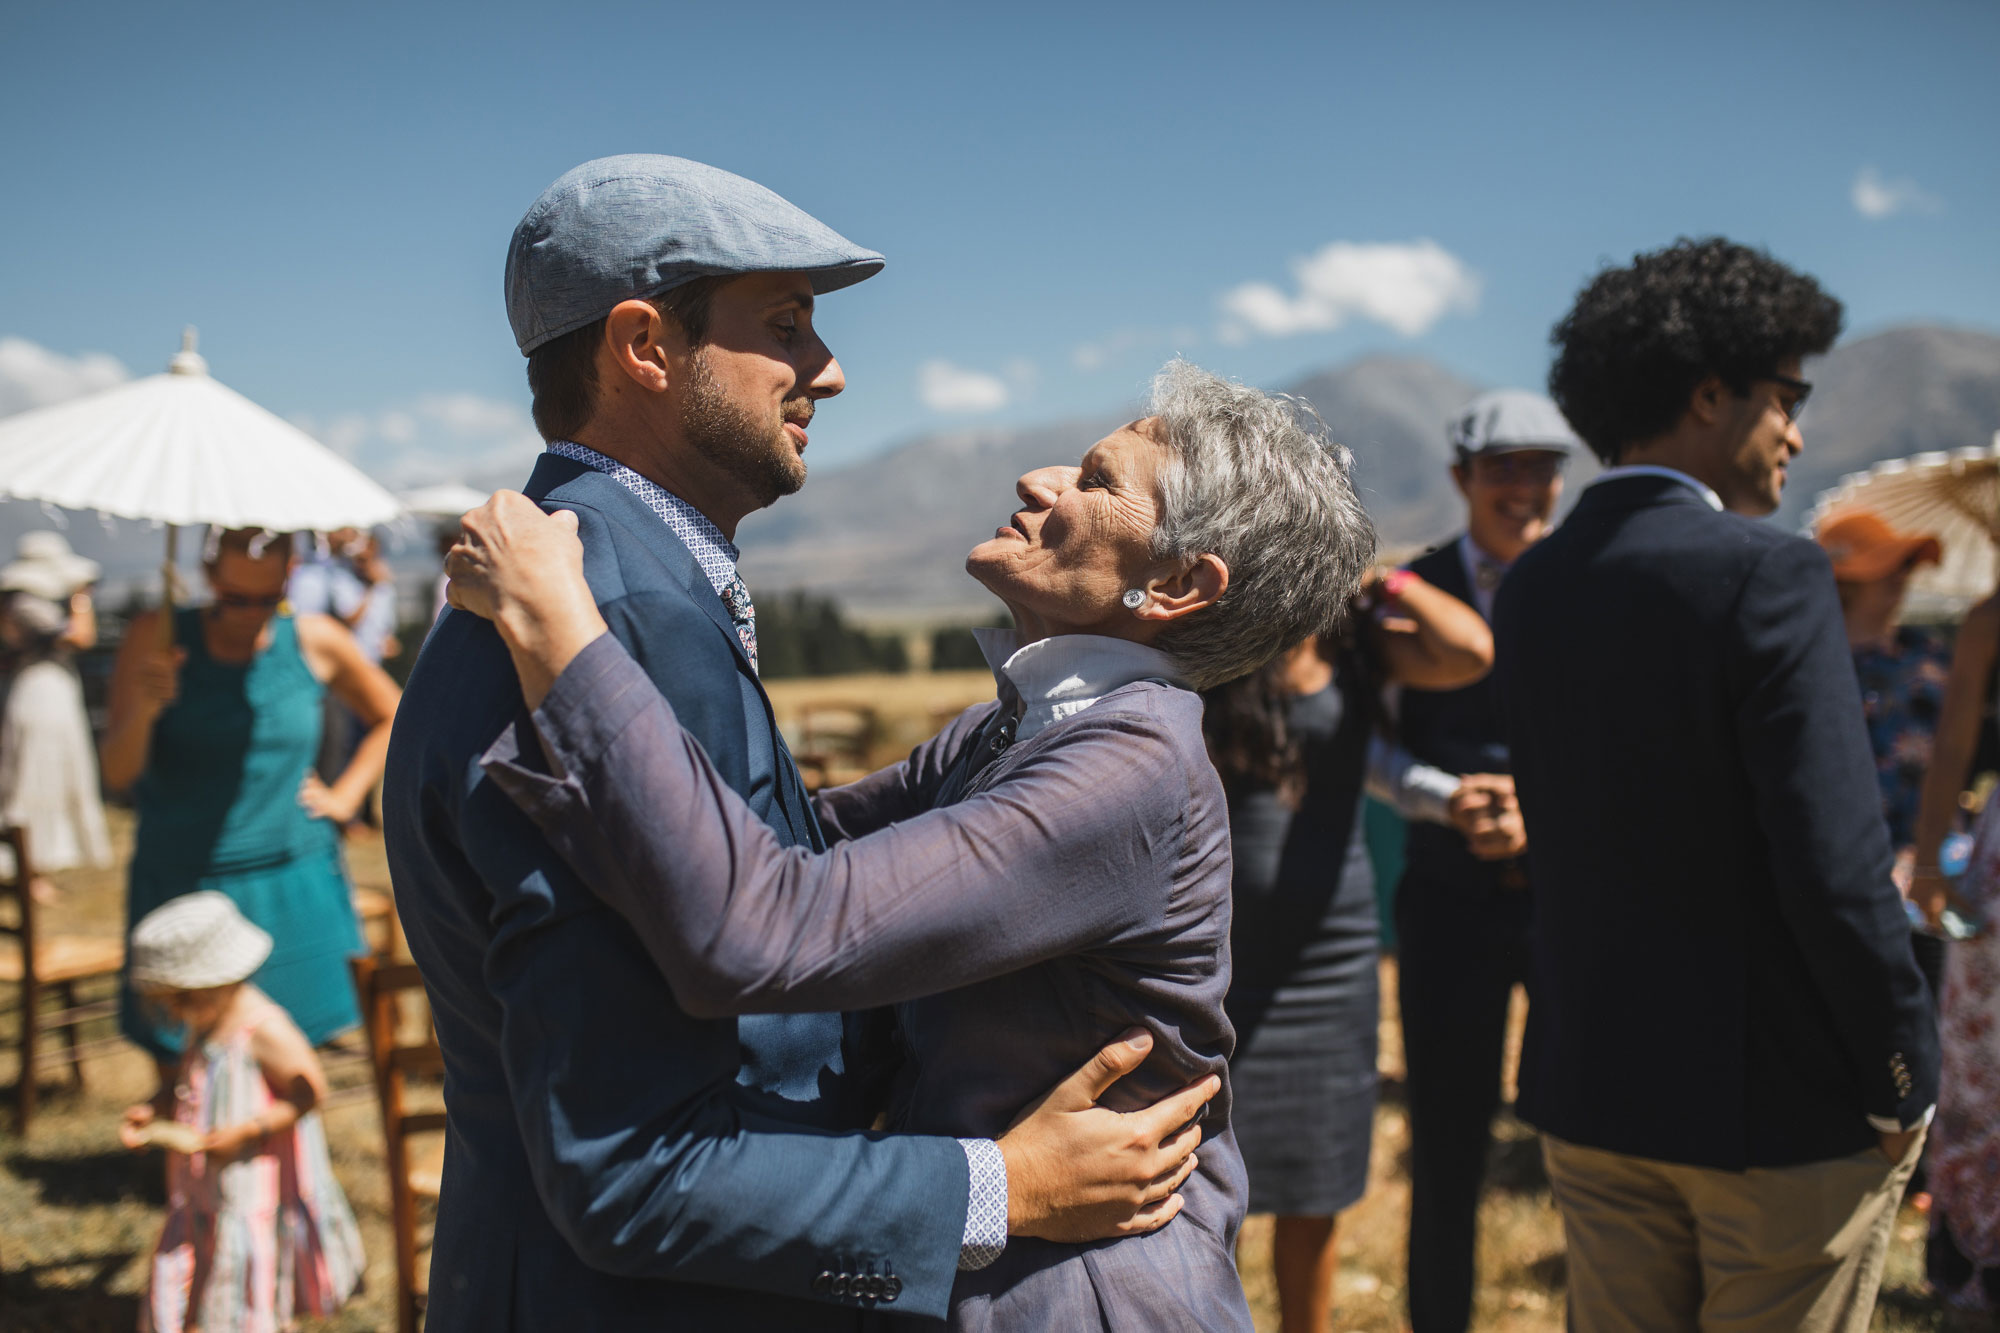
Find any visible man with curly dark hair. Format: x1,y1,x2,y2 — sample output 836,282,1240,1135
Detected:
1548,235,1843,507
1493,238,1939,1331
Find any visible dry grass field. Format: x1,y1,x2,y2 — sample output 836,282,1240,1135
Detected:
0,669,1952,1329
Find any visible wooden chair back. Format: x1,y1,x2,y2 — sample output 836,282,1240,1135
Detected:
318,887,405,1112
794,702,880,790
351,953,445,1333
0,826,123,1134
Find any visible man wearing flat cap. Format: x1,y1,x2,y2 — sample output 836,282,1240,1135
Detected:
1369,389,1575,1333
385,156,1195,1331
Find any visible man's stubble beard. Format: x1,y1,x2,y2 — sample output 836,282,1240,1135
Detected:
679,349,809,510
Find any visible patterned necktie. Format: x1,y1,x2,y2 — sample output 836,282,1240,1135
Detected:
718,572,759,674
1474,554,1507,594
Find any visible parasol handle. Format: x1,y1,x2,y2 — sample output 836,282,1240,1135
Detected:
159,524,178,649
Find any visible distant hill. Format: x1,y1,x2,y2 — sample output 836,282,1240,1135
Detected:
1283,355,1482,543
738,326,2000,621
736,355,1485,621
1780,325,2000,527
0,325,1990,626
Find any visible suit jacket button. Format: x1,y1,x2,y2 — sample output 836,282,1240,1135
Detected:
831,1273,850,1297
882,1274,902,1303
812,1271,832,1295
862,1274,884,1300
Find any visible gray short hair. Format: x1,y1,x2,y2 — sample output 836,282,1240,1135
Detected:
1147,360,1375,690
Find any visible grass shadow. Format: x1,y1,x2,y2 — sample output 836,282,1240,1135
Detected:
1872,1280,1945,1322
6,1146,162,1208
1,1249,142,1329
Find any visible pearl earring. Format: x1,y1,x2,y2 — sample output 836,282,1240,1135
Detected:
1122,589,1146,610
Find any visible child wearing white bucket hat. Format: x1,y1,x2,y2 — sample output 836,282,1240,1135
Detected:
121,892,364,1333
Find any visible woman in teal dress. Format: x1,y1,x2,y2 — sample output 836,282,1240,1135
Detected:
101,527,402,1065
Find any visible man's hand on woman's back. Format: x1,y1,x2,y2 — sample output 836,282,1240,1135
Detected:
996,1028,1218,1243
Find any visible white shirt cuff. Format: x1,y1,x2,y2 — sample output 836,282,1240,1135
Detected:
957,1137,1008,1271
1365,736,1462,826
1866,1104,1935,1136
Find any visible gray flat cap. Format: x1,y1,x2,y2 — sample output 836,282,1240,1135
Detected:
505,154,884,355
1449,389,1581,456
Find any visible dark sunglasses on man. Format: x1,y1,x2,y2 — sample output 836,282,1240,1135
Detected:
1762,372,1813,421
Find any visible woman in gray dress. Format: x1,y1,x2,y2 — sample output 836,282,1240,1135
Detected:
1204,579,1488,1333
444,361,1375,1331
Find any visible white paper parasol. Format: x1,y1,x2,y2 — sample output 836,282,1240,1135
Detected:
0,330,400,531
1804,433,2000,612
0,330,403,634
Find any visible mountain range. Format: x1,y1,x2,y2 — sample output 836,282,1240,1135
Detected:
1,324,1993,627
736,325,2000,623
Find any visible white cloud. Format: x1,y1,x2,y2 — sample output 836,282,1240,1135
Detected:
1851,167,1942,220
292,392,545,490
0,337,130,417
1218,239,1481,342
919,360,1010,414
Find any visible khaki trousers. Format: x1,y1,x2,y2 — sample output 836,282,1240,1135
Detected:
1541,1131,1923,1333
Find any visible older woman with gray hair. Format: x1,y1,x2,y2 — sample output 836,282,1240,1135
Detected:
443,360,1374,1330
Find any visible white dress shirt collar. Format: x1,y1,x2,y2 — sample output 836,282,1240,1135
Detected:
1590,464,1725,512
971,628,1188,743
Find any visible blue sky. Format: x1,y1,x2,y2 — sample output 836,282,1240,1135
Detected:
2,0,1995,487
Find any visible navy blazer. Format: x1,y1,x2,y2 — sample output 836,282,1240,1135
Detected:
1492,474,1939,1170
382,455,968,1331
1398,538,1520,892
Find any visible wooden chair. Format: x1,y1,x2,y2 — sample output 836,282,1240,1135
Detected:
794,702,879,791
318,887,403,1111
352,886,402,961
351,954,445,1333
0,826,124,1134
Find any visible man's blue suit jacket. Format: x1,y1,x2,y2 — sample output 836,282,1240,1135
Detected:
382,454,968,1331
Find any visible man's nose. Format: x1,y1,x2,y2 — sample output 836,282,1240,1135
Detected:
805,333,845,399
1016,466,1078,509
807,356,845,400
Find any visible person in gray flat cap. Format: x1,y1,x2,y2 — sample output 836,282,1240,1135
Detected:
383,155,1217,1332
1368,388,1579,1333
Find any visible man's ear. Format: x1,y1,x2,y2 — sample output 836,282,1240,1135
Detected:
1686,374,1732,429
1450,461,1471,501
601,299,678,395
1136,554,1229,623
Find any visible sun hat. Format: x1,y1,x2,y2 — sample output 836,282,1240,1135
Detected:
1450,390,1582,459
129,891,273,991
0,531,100,601
505,154,885,355
1816,509,1943,583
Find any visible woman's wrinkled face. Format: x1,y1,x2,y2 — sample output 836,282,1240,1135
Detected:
964,418,1170,639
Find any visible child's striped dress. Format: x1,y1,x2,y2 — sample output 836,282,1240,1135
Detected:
142,989,365,1333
